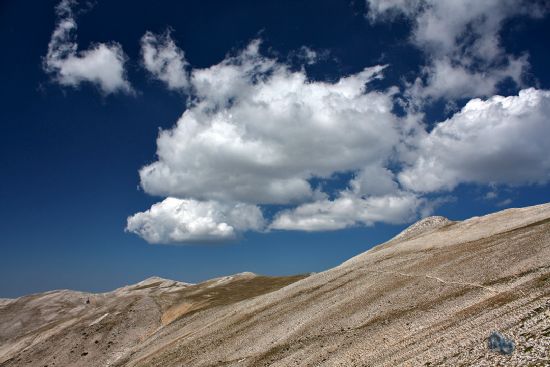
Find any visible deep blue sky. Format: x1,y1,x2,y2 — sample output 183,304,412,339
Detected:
1,0,549,297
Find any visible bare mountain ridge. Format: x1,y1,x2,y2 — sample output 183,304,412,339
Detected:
390,215,453,242
1,203,549,366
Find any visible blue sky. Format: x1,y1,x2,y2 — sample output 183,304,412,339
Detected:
1,0,549,297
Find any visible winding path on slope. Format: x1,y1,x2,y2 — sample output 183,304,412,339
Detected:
368,269,499,293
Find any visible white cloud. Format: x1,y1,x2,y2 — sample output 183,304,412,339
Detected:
407,56,526,101
43,0,132,94
139,41,401,205
496,198,513,207
127,39,433,242
141,31,189,90
270,192,424,231
484,191,498,200
126,198,265,244
294,46,322,65
366,0,422,21
367,0,546,102
368,0,540,59
399,88,550,192
349,166,399,197
128,37,550,244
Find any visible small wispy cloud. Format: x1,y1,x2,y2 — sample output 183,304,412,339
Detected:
496,198,513,207
140,30,190,90
43,0,132,94
367,0,546,104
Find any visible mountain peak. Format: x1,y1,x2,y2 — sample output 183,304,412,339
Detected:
393,215,453,242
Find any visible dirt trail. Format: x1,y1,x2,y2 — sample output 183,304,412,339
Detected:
368,269,500,293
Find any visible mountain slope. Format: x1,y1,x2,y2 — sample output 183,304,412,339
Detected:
1,203,549,367
0,273,307,367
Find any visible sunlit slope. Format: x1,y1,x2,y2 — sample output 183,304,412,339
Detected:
127,204,550,367
1,203,548,367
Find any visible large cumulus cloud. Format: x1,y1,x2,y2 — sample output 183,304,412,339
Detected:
399,88,550,192
128,32,550,243
139,41,399,204
127,37,423,241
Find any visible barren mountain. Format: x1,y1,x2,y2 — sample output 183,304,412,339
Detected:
1,203,549,367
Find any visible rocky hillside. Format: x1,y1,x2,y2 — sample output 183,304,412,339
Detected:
1,203,549,367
